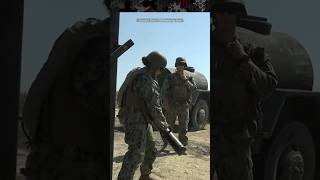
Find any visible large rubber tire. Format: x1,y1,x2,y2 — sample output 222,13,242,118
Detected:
264,122,315,180
190,99,209,130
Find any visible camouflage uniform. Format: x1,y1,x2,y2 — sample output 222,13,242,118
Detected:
212,29,278,180
117,52,168,180
22,18,109,180
161,65,197,145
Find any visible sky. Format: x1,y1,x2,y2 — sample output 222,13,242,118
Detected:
21,0,320,92
21,0,107,92
117,12,210,90
244,0,320,91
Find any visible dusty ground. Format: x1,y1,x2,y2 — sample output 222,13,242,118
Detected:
112,111,211,180
15,111,211,180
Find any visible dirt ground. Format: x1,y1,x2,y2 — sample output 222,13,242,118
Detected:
112,112,211,180
15,111,211,180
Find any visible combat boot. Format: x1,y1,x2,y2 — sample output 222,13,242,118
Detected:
139,173,162,180
179,134,188,146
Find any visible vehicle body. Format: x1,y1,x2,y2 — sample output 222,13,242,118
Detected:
234,18,320,180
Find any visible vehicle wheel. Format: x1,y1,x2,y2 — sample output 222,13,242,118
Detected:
190,99,209,130
264,122,315,180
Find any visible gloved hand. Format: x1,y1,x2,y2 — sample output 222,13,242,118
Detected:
157,121,170,132
226,40,249,61
178,70,188,80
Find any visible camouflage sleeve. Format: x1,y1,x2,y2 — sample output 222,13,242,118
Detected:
239,45,279,98
185,76,197,91
160,78,170,100
133,74,168,129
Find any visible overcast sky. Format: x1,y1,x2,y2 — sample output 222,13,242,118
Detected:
21,0,320,92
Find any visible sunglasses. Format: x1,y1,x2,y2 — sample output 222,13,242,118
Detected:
214,5,241,15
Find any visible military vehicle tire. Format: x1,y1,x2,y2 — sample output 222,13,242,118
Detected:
264,122,315,180
190,99,209,130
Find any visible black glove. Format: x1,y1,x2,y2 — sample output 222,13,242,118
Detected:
155,120,170,132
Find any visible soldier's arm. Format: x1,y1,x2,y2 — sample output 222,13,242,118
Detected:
134,75,168,129
185,76,197,91
160,78,170,100
160,78,170,109
239,46,278,98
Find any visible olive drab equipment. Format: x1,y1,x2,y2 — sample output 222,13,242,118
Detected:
140,101,187,155
117,67,147,109
111,39,134,60
142,51,167,70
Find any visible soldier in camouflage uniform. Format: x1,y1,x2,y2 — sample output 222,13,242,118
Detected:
117,51,170,180
161,57,197,146
21,3,109,180
210,0,278,180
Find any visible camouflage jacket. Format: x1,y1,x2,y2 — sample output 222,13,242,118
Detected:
23,17,109,147
212,30,279,130
120,71,167,130
161,72,197,105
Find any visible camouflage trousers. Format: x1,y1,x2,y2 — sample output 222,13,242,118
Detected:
117,124,157,180
213,124,254,180
164,103,189,145
22,143,107,180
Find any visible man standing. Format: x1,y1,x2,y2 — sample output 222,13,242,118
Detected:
161,57,197,147
21,2,110,180
210,0,278,179
117,51,170,180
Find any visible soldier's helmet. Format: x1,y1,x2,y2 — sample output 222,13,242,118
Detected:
210,0,247,16
175,57,187,67
142,51,167,70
